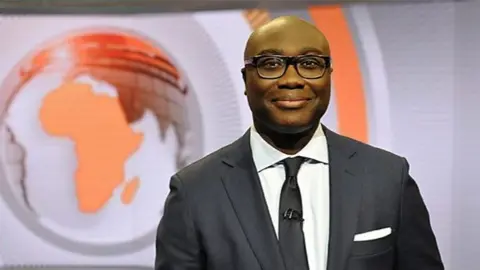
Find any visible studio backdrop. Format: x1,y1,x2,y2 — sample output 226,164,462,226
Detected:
0,1,478,270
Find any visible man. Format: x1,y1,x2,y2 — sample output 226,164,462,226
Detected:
155,16,444,270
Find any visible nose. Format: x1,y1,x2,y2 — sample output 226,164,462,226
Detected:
277,65,305,89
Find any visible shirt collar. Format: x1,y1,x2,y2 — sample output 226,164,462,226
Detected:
249,123,329,172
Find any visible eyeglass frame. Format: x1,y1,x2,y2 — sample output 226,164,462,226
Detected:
243,54,332,80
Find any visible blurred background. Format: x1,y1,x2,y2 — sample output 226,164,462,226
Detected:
0,0,478,269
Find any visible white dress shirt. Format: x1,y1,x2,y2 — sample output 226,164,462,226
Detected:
250,124,330,270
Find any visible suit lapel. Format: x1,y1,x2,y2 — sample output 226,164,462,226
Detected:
221,130,286,270
324,126,364,270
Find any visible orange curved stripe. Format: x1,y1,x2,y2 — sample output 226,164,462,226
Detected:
308,6,369,143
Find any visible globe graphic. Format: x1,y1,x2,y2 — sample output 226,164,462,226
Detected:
0,29,202,254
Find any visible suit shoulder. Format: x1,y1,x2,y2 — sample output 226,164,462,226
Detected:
336,133,405,165
334,134,409,190
173,140,235,182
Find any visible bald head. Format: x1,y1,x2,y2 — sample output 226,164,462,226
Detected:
244,16,330,59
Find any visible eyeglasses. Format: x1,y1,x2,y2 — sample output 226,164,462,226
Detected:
244,54,331,79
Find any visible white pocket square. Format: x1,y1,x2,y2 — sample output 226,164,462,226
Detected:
354,227,392,242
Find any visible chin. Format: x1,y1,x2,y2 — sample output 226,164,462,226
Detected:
269,121,315,134
253,109,321,135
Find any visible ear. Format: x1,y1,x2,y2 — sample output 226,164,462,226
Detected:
241,68,249,95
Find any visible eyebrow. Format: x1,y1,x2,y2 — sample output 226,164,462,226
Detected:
300,47,325,55
255,47,326,56
256,49,283,55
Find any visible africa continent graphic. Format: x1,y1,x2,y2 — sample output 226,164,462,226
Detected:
38,81,144,213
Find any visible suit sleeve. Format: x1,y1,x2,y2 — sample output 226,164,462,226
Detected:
155,174,204,270
395,158,444,270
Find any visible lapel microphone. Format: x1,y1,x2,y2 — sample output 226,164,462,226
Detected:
283,208,304,222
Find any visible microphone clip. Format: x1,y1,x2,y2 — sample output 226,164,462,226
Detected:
283,208,304,222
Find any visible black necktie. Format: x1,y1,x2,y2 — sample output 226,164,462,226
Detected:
279,157,309,270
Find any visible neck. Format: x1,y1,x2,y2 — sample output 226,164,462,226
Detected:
254,120,320,155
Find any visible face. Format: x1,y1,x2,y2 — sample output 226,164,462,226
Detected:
243,24,332,134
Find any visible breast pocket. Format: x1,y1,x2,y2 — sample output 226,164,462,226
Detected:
348,233,395,270
350,231,394,258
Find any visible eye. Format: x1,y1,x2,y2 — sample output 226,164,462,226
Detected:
299,57,325,69
258,57,284,70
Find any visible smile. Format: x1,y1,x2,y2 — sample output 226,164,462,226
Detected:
272,98,312,109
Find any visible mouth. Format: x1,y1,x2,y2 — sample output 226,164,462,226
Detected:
271,97,312,109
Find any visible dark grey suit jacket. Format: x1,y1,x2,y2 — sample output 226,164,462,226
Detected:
155,126,444,270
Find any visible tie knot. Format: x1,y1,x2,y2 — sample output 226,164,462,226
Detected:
282,157,305,178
